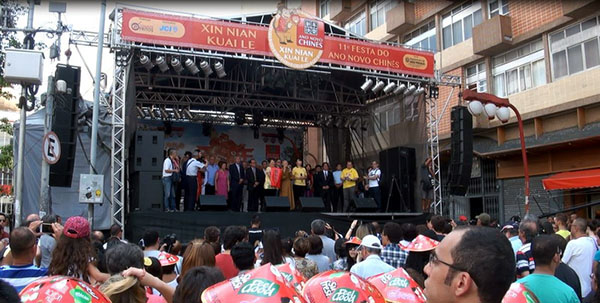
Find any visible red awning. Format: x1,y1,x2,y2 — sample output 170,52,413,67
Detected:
542,168,600,190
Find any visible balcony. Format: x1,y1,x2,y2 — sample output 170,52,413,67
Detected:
563,0,600,19
472,15,513,56
329,0,353,22
385,1,416,35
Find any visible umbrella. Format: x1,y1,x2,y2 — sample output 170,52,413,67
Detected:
277,263,307,293
20,276,111,303
303,270,385,303
502,283,540,303
201,263,306,303
399,235,439,252
368,268,426,303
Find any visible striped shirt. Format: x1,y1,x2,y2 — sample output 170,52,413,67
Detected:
516,243,535,276
0,264,48,292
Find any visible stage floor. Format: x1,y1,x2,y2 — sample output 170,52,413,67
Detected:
126,211,427,243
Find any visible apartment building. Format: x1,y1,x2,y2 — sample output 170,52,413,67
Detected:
302,0,600,221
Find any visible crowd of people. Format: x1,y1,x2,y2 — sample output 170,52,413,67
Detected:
162,149,401,213
0,210,599,302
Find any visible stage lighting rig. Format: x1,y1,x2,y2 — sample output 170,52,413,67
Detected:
429,85,439,98
214,62,227,78
184,58,200,75
135,106,145,118
159,107,169,119
383,82,397,94
200,60,213,77
183,108,194,120
361,79,374,92
139,54,154,71
414,86,425,96
372,80,385,93
173,108,182,119
155,56,169,72
404,84,417,97
393,83,406,95
170,58,184,74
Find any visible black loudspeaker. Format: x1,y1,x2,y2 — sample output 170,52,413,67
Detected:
300,197,325,211
49,64,80,187
448,106,473,196
378,146,416,212
199,195,228,210
132,131,165,172
352,198,378,211
132,171,163,210
265,197,291,211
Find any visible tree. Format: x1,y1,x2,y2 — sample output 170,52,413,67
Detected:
0,118,13,171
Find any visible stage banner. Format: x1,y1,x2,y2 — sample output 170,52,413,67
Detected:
121,8,434,77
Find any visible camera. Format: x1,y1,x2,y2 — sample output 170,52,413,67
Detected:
162,233,177,253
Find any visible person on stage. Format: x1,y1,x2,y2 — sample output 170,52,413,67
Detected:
365,161,382,211
305,164,314,197
341,160,359,212
264,159,281,197
162,149,179,212
292,159,307,211
184,151,205,211
420,157,434,212
333,163,343,212
315,163,335,212
245,159,264,212
228,156,245,212
214,161,229,200
280,160,294,210
178,151,192,212
205,156,219,195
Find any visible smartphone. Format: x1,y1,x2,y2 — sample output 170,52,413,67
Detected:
39,223,53,234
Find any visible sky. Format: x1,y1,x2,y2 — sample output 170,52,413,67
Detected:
4,0,290,120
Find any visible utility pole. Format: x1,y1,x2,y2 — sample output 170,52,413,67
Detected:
14,0,36,227
88,0,107,227
39,76,55,217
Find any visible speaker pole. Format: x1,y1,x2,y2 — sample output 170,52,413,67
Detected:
39,76,55,217
88,0,107,228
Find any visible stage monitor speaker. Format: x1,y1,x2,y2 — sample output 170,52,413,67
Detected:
448,106,473,196
199,195,228,210
265,196,291,211
352,198,378,212
378,146,416,212
300,197,325,212
132,171,163,211
49,64,80,187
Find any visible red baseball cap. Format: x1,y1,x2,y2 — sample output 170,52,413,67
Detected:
63,216,90,239
459,215,468,222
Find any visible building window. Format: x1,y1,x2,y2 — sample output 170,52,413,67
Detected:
492,39,546,97
344,11,367,37
488,0,509,18
319,0,330,18
442,1,483,49
403,20,436,52
369,0,395,31
550,16,600,80
466,62,487,92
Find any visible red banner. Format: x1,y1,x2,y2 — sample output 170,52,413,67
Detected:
121,9,434,77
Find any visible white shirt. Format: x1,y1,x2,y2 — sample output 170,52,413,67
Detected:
162,158,173,177
562,236,597,297
185,159,205,176
368,169,381,188
350,254,395,279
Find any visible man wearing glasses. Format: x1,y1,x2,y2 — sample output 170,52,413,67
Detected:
423,226,514,303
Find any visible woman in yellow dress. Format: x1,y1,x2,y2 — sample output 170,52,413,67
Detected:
279,160,295,210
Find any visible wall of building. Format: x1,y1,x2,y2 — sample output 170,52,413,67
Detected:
501,174,564,218
510,0,563,37
436,67,462,135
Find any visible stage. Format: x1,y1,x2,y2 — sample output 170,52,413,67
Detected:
125,211,427,243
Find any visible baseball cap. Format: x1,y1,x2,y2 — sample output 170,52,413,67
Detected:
458,215,468,222
63,216,90,239
345,237,361,246
476,212,491,224
359,235,382,249
501,221,519,232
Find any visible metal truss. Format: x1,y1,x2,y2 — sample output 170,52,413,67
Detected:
69,30,110,48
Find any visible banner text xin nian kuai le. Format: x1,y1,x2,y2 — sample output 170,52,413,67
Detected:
121,9,434,78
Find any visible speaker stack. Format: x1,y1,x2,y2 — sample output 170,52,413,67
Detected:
131,131,165,210
447,106,473,196
378,146,416,212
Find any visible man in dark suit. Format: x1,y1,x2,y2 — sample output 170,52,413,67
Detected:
229,156,245,212
245,159,263,212
315,162,335,212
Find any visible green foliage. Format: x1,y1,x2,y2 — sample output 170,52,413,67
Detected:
0,118,13,171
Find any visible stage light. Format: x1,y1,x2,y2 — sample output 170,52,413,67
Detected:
155,56,169,73
496,106,510,123
334,117,344,128
183,108,194,120
135,106,145,118
159,107,168,119
351,117,361,129
360,79,373,92
383,82,397,94
484,103,498,120
200,60,213,77
393,83,406,95
414,86,425,96
173,108,182,119
139,54,154,71
170,58,184,74
325,115,334,128
343,118,352,128
372,80,385,93
404,84,417,96
184,58,200,75
429,85,439,98
214,62,227,78
467,100,484,116
149,107,157,119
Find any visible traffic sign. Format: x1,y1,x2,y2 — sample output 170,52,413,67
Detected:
42,131,61,165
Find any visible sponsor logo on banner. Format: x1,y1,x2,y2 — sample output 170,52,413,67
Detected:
331,288,359,303
388,277,410,288
268,4,325,69
238,278,280,297
403,54,428,70
128,16,185,38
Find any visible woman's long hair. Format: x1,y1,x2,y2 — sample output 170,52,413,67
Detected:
49,234,96,282
100,274,146,303
178,240,215,282
261,229,284,265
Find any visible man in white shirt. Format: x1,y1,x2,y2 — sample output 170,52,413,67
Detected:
350,235,394,279
162,149,178,212
365,161,382,211
562,218,597,297
311,219,336,264
184,151,205,211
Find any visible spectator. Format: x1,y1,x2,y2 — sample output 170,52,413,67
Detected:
159,254,179,294
281,237,295,266
216,226,246,279
0,213,9,241
555,213,571,240
0,280,19,303
553,234,582,301
563,218,597,297
204,226,221,255
293,237,319,279
144,257,163,281
0,227,47,292
400,223,418,246
476,212,490,227
306,235,330,273
518,235,579,303
104,223,126,250
332,237,359,271
541,221,555,235
430,215,446,241
350,235,394,279
423,226,515,303
179,240,215,282
381,222,408,268
260,229,287,266
37,214,58,268
230,242,255,274
173,266,225,303
501,221,522,258
587,263,600,302
142,230,161,258
355,223,376,240
248,215,263,247
49,216,108,283
310,219,336,263
516,219,538,277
